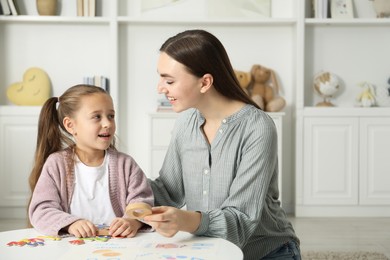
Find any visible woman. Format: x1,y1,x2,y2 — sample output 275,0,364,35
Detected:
143,29,300,260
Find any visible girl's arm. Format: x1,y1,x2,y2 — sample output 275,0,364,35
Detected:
29,154,81,236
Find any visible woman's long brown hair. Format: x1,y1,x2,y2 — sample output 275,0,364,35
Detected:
159,29,261,110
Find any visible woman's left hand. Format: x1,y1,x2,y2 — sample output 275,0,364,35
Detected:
109,217,142,237
142,206,201,237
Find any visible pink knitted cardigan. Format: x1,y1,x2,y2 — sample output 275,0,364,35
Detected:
29,147,154,236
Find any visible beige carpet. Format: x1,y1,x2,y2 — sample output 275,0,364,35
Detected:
302,251,390,260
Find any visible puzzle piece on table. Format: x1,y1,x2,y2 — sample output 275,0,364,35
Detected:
69,239,85,245
68,235,111,246
95,224,111,236
81,235,111,242
6,238,45,247
7,241,26,247
26,241,45,247
37,235,62,241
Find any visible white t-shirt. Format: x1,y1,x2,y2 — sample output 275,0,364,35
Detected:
70,152,117,226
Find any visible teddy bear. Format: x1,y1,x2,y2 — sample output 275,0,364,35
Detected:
370,0,390,18
236,64,286,112
234,70,251,95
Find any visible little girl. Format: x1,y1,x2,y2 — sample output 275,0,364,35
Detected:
28,84,153,238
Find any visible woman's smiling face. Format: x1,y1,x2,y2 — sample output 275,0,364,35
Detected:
157,52,203,112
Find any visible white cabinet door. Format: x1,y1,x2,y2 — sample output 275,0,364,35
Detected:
0,111,38,214
266,113,284,203
150,114,177,179
303,117,359,205
359,117,390,205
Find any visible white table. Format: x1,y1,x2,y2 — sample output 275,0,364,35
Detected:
0,228,243,259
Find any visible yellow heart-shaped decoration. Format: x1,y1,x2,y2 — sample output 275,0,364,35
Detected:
6,67,51,106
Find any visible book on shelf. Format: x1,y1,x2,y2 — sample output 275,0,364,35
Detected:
0,0,11,15
83,0,88,16
89,0,95,17
312,0,329,19
93,75,101,88
77,0,96,17
7,0,18,15
156,98,173,112
83,75,109,93
77,0,83,16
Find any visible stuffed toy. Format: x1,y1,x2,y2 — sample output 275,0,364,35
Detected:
357,81,376,107
370,0,390,18
234,70,251,95
6,67,51,106
244,64,286,112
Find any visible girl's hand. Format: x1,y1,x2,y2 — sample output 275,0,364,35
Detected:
67,219,97,238
142,206,201,237
109,217,142,237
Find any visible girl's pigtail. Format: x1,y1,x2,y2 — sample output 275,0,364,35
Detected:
27,97,63,226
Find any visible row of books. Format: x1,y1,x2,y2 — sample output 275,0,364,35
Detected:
0,0,18,15
83,76,110,92
156,98,173,112
77,0,96,17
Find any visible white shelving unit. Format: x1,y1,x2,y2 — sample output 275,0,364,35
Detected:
0,0,298,218
1,0,389,218
295,0,390,216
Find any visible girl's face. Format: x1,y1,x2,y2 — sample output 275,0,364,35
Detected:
68,93,116,154
157,52,203,112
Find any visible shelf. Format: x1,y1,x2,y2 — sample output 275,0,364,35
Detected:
302,107,390,117
305,18,390,25
302,20,390,108
0,15,111,24
0,16,297,26
0,105,41,115
117,17,296,26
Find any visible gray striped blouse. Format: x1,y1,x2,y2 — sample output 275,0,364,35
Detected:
150,104,299,259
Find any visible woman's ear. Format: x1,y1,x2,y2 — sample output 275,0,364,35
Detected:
63,117,75,135
200,73,213,93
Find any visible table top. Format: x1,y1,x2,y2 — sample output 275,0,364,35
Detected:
0,228,243,260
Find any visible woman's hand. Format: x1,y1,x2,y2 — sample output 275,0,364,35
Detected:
67,219,97,238
142,206,201,237
109,217,142,237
